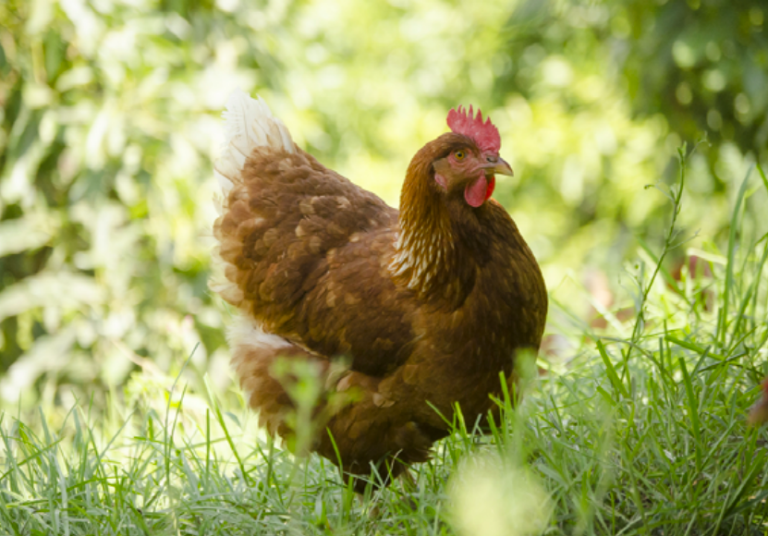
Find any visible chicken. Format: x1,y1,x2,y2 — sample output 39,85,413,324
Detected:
211,92,547,491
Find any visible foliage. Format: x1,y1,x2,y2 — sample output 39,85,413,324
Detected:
500,0,768,159
620,0,768,159
492,0,767,276
1,2,767,533
0,0,255,400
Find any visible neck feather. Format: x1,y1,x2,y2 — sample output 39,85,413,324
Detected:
390,155,461,297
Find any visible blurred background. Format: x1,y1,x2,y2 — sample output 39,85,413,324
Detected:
0,0,766,409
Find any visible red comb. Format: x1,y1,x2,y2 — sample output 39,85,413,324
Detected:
447,105,501,153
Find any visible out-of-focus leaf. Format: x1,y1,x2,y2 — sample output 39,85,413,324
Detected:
0,326,77,402
0,215,56,257
0,271,105,323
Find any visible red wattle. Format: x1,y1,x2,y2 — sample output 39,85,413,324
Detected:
464,175,487,207
464,175,495,207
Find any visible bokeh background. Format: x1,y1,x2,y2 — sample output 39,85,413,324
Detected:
1,0,766,408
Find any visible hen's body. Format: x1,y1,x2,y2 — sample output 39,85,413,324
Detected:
212,94,547,489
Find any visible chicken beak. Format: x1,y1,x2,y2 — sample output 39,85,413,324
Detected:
492,157,514,177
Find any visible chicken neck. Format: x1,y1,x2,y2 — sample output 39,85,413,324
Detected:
390,154,478,307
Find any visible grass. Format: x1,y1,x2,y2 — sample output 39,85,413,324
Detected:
1,157,768,535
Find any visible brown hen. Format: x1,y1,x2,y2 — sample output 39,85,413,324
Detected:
211,93,547,491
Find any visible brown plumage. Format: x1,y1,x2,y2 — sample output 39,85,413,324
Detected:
211,94,547,491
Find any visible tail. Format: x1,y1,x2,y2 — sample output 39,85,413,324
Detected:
211,93,317,438
213,91,295,197
210,91,295,305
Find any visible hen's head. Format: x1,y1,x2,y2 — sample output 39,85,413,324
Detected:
429,105,513,208
395,105,515,294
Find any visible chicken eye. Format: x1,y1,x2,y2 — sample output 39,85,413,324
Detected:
455,150,465,161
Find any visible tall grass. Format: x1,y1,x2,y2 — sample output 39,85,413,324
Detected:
1,159,767,535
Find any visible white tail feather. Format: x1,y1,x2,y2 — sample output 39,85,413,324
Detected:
210,92,296,327
215,91,295,195
227,315,293,353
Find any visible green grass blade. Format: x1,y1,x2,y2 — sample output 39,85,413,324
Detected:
678,357,702,473
598,340,629,399
719,165,753,345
